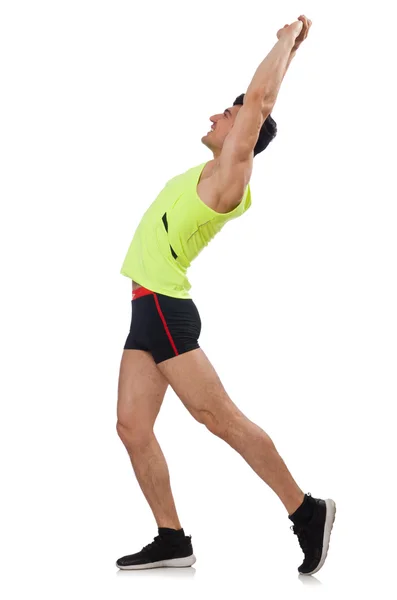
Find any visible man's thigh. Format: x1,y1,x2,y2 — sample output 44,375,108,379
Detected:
156,348,243,432
117,349,169,432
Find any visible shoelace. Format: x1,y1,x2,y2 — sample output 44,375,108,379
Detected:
290,522,309,552
142,535,163,553
290,492,313,553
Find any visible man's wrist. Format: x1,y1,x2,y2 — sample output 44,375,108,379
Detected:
278,34,297,53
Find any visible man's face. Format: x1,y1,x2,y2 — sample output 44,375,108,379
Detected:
201,105,242,155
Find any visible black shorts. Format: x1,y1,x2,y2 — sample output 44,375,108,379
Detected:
123,285,202,364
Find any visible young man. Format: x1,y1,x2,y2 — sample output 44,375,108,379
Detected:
116,15,336,576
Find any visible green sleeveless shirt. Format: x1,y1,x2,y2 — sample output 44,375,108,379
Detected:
120,161,252,299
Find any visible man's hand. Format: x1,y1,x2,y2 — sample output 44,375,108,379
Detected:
277,15,312,52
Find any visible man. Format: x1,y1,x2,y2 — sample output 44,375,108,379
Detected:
116,15,336,576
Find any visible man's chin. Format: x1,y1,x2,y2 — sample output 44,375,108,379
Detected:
201,136,210,147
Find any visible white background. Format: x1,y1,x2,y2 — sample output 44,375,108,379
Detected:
1,0,396,597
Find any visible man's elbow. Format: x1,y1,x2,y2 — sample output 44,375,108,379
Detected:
245,88,275,118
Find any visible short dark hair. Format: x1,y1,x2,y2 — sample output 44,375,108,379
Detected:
233,94,277,157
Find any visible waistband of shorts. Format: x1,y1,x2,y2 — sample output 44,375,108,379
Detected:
132,286,155,301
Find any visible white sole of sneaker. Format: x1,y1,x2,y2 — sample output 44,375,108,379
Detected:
116,554,196,570
301,498,336,576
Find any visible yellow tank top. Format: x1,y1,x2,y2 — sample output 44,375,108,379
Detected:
120,161,252,299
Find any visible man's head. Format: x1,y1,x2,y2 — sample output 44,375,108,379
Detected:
201,94,277,159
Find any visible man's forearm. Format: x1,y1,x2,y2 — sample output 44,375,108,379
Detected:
286,49,297,73
246,36,297,105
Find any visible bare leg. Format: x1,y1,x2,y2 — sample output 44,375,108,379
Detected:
117,349,182,529
117,426,182,529
157,349,305,516
214,413,304,515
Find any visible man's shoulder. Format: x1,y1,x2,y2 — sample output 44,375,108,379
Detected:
165,162,205,186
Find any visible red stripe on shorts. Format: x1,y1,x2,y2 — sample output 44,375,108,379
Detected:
153,293,179,357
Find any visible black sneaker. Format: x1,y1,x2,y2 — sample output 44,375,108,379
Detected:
290,493,336,575
116,532,196,570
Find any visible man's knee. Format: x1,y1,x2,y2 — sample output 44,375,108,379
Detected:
116,420,153,447
198,409,218,433
199,408,239,439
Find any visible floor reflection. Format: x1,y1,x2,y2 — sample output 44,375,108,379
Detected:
298,573,322,585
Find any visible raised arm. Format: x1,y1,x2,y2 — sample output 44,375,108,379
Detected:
213,16,312,210
231,15,312,160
